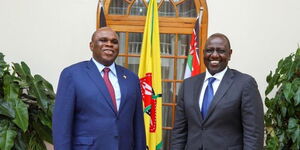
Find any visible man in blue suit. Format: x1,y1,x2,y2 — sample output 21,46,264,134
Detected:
53,27,146,150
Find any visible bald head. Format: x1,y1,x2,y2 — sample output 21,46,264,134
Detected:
91,27,118,42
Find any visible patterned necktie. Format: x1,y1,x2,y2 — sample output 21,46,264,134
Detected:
103,68,117,111
201,77,216,119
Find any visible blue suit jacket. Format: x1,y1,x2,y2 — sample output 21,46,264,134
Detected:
53,60,146,150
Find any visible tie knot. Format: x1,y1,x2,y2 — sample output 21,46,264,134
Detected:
208,77,216,84
103,67,110,73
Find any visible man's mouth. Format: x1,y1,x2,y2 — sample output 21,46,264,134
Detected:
103,49,114,55
210,60,220,66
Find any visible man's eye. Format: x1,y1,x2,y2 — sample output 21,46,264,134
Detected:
99,39,108,42
205,49,214,53
112,40,118,44
217,50,226,54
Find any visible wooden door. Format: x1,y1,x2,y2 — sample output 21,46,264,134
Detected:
99,0,208,149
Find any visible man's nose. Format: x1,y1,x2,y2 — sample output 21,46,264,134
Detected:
105,41,113,46
211,50,219,57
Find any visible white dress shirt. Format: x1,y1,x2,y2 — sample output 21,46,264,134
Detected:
199,67,228,111
92,58,121,110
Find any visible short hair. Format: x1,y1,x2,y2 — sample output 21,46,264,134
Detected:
207,33,231,49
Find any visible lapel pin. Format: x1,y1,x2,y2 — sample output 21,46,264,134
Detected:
123,75,127,79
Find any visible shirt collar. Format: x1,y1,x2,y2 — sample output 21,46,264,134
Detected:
92,58,117,76
205,67,228,81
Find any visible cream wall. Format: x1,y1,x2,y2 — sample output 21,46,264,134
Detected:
207,0,300,98
0,0,300,149
1,0,300,97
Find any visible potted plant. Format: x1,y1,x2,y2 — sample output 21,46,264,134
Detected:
265,48,300,149
0,52,55,150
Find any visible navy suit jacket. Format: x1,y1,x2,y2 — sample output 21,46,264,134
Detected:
171,69,264,150
53,60,146,150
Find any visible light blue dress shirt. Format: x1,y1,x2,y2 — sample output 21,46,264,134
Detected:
92,58,121,110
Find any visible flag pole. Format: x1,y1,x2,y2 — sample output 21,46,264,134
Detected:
196,7,204,65
96,0,101,29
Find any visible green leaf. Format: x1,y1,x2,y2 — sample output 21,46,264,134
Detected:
34,75,55,99
265,82,274,95
32,119,53,144
288,104,296,116
24,75,50,111
295,87,300,106
37,112,52,129
0,122,17,150
12,63,29,81
291,126,300,144
3,75,19,101
277,58,284,73
266,72,280,95
14,131,27,150
281,106,287,118
0,53,8,78
278,131,286,143
12,99,28,132
265,97,271,108
20,62,31,75
28,131,47,150
0,100,15,118
277,114,283,127
288,118,298,130
265,135,279,150
35,75,53,89
266,71,273,83
283,82,294,101
280,55,293,76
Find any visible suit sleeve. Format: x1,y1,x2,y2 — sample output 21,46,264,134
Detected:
53,69,75,150
241,77,264,150
171,82,188,150
133,80,146,150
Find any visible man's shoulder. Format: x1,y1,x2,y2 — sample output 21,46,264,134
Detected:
230,69,253,78
61,61,89,73
184,72,205,82
115,64,138,78
229,69,256,83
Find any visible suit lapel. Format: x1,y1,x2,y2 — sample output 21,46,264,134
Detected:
205,69,234,120
115,65,128,114
193,74,205,122
86,60,117,115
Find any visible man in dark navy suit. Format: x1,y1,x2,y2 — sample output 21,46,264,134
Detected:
171,33,264,150
53,27,146,150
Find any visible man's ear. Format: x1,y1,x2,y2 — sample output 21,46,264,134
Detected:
89,42,94,51
228,49,233,60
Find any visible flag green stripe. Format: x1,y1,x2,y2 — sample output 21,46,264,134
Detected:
156,141,162,150
187,54,193,70
150,4,154,48
143,105,151,113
